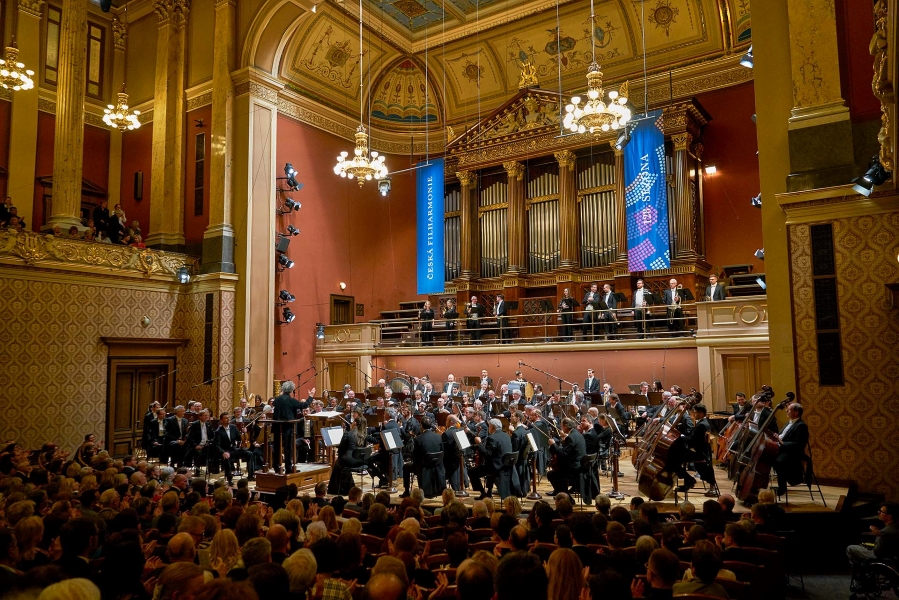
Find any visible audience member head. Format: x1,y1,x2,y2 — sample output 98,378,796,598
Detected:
509,525,529,551
157,562,205,600
547,548,583,600
241,537,272,569
586,569,632,600
266,524,290,556
445,532,469,567
310,538,340,575
36,578,101,600
456,558,494,600
691,540,723,583
635,535,660,568
282,549,317,596
605,521,628,549
248,563,290,600
361,573,406,600
167,532,197,563
494,551,548,600
647,548,680,589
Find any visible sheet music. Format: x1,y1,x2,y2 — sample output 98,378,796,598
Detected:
381,429,400,451
316,411,344,419
453,429,471,450
527,432,538,452
321,426,344,447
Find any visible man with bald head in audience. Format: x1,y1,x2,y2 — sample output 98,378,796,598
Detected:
267,524,291,565
363,572,407,600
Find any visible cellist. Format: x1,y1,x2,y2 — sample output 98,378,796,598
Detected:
772,402,809,498
674,403,717,496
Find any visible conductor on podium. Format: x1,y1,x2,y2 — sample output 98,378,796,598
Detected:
273,381,306,474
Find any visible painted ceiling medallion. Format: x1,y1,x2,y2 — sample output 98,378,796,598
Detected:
649,0,679,36
392,0,428,19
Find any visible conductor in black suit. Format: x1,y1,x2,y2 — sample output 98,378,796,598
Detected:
582,284,601,341
705,274,727,301
632,278,652,338
469,418,513,499
547,418,587,495
401,415,444,497
214,412,256,483
663,278,684,333
495,294,510,343
184,410,215,476
272,381,307,474
165,405,189,468
773,403,810,497
465,296,485,343
600,284,618,338
584,369,600,393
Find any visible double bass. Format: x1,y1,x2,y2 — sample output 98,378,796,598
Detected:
715,385,771,464
636,393,698,501
735,396,791,502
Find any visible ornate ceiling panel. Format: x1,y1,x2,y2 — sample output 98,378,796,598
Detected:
371,58,441,126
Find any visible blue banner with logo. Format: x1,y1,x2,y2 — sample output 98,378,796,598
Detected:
416,158,445,294
624,110,670,272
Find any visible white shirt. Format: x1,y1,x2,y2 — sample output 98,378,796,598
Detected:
635,289,646,306
709,284,718,300
200,423,208,444
780,418,797,439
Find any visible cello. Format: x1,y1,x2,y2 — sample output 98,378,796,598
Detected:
735,396,791,502
716,386,771,464
637,395,697,501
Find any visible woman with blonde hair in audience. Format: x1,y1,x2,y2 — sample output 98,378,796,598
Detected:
286,498,305,518
99,467,118,490
37,578,101,600
435,488,455,516
207,529,242,576
80,474,98,492
503,496,522,519
15,515,49,571
546,548,584,600
317,505,340,533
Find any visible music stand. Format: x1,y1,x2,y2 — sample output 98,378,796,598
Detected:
321,426,344,448
584,392,603,407
379,429,402,493
628,384,643,394
498,416,510,432
452,428,471,498
526,431,541,500
647,392,665,406
435,412,449,429
367,386,386,398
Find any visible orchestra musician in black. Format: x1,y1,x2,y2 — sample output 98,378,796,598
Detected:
165,405,189,468
469,418,513,500
420,301,435,346
558,288,576,342
272,381,310,475
547,417,587,496
674,403,716,495
184,410,215,476
213,412,257,484
444,300,459,345
367,408,402,489
582,284,602,341
401,415,444,498
465,296,485,343
773,402,810,498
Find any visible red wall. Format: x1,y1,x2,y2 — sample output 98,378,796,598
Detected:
374,347,700,396
274,115,422,379
119,123,153,238
83,125,111,193
0,100,10,200
835,0,881,122
183,105,212,245
696,82,764,273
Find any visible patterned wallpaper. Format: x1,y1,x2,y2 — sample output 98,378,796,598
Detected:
789,212,899,499
0,271,234,455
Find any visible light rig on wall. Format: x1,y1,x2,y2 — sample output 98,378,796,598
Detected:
276,163,302,325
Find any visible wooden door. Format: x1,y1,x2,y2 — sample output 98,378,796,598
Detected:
328,360,357,393
722,352,771,405
108,364,170,457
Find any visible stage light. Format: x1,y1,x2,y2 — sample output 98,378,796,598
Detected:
852,155,891,197
614,125,631,151
740,45,753,68
704,165,717,175
282,307,295,324
316,323,325,339
378,177,392,197
339,282,347,290
278,254,295,269
177,266,191,284
286,225,300,236
284,163,302,191
284,197,301,211
756,277,767,290
279,290,295,303
754,248,764,261
751,193,761,208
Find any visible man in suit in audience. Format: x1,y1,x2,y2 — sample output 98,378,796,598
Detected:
165,405,189,468
547,418,586,496
213,412,256,483
469,418,513,499
184,410,215,476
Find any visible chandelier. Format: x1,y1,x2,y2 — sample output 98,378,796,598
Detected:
103,87,141,130
0,44,35,91
562,0,631,134
334,0,388,188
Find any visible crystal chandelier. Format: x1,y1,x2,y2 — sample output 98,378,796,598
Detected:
103,87,141,130
0,44,35,91
562,0,631,134
334,0,388,188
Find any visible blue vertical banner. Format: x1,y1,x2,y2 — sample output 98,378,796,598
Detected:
624,110,670,272
416,158,445,294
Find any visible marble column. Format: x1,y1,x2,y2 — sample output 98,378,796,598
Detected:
202,0,236,273
504,161,526,275
6,0,42,230
147,0,189,251
784,0,854,191
554,150,579,269
671,133,699,259
611,146,628,264
106,16,126,209
457,170,480,279
47,0,87,231
232,71,279,395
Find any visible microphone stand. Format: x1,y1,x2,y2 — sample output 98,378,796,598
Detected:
370,364,411,387
192,364,252,388
606,417,628,500
519,361,577,404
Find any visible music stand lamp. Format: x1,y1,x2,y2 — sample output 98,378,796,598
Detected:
453,429,471,498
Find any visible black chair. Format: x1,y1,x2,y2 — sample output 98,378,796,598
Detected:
419,451,446,498
571,453,598,506
783,444,826,506
498,451,519,499
350,446,374,490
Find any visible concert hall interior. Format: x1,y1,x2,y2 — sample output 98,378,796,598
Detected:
1,0,898,597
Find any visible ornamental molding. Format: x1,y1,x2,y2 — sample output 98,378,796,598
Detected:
112,17,127,52
234,81,279,104
17,0,44,18
187,91,213,111
37,97,112,128
155,0,189,28
0,230,198,279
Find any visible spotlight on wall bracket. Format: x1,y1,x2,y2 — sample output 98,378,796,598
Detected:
740,45,753,69
279,290,296,303
614,123,633,151
283,163,303,192
277,253,295,269
754,248,765,261
279,307,296,325
704,164,717,176
852,155,892,197
286,225,300,236
378,176,392,197
177,266,191,284
316,323,326,339
284,198,301,211
756,276,767,290
751,193,762,208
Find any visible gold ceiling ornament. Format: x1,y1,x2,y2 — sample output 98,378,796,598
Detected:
562,0,631,135
103,86,142,130
0,42,35,92
334,0,389,188
518,60,539,89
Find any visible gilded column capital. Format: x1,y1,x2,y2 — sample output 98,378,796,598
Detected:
671,133,690,152
456,171,473,187
503,161,525,180
554,150,576,169
155,0,189,27
214,0,236,8
17,0,43,17
112,17,126,52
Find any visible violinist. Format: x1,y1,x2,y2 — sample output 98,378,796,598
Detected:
547,418,587,496
673,403,717,495
164,405,189,468
524,404,551,475
773,402,809,498
401,403,421,442
442,415,469,492
214,412,256,484
606,393,632,432
400,415,443,498
508,410,529,496
469,418,512,500
474,382,490,403
364,397,387,418
367,408,402,489
593,414,614,472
